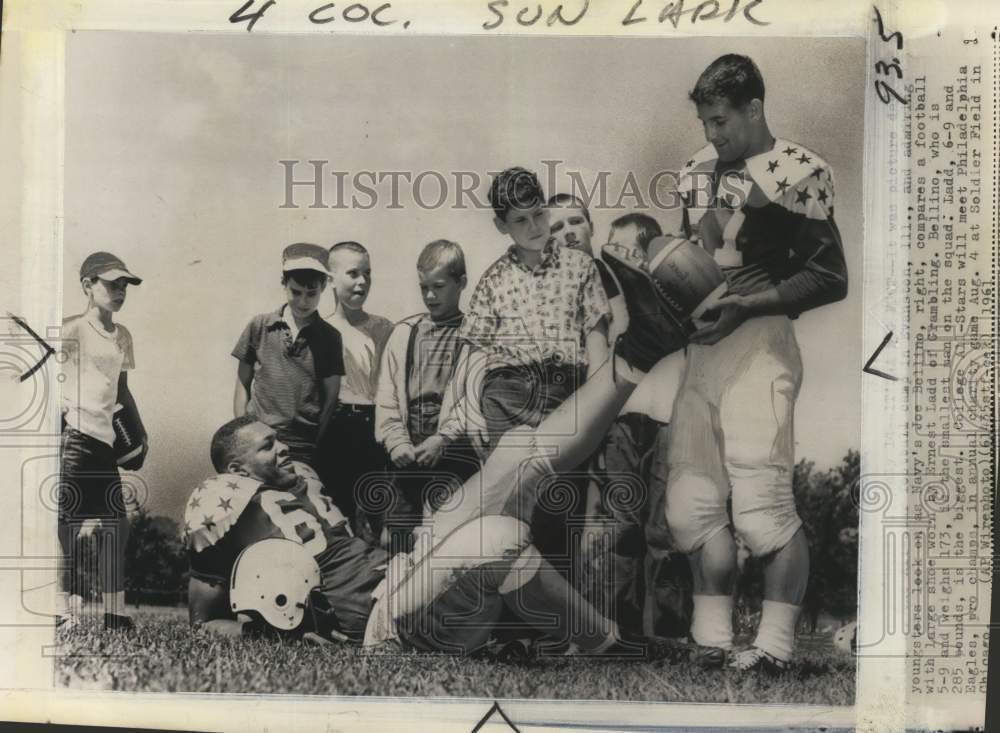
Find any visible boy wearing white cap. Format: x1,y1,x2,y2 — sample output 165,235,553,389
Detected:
232,243,345,465
59,251,146,631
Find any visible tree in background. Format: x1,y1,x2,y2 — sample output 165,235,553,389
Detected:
125,510,188,605
735,450,860,635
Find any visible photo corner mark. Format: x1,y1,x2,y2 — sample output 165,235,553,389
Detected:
863,330,898,381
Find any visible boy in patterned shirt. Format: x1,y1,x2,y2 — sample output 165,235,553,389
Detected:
460,167,610,563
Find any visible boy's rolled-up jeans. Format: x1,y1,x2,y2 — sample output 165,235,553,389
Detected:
58,427,129,598
478,358,585,457
478,358,587,568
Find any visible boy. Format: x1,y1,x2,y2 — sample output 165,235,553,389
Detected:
462,169,610,453
233,243,344,466
187,241,696,660
460,168,609,567
59,252,147,631
668,55,848,672
318,241,394,536
550,206,691,639
375,240,479,554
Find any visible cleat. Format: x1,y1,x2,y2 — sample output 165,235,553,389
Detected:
103,613,135,632
601,244,692,373
691,644,727,669
55,613,82,632
599,633,694,663
727,645,792,675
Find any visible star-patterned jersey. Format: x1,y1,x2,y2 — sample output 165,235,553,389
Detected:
184,463,387,640
676,139,848,316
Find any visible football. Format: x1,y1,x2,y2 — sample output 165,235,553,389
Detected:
112,401,147,469
645,235,727,326
833,621,857,655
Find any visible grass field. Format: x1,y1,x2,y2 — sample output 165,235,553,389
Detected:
55,607,855,704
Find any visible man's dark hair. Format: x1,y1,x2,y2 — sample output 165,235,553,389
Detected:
689,54,765,109
489,167,545,221
281,269,328,289
547,193,592,225
210,415,258,473
610,213,663,253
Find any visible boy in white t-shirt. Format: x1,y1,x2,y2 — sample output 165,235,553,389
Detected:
59,252,146,631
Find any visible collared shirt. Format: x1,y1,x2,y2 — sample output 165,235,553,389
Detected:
375,312,472,453
459,241,610,369
233,305,345,428
61,311,135,447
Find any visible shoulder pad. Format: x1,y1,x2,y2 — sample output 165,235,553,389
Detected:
744,139,835,217
184,473,261,553
676,144,719,201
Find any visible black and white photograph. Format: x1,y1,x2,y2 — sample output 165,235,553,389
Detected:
39,29,867,709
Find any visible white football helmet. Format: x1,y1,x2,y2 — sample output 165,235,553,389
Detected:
230,538,321,631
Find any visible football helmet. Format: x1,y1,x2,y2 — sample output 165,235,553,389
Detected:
230,538,321,631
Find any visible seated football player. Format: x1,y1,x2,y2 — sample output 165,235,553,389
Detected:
185,240,713,657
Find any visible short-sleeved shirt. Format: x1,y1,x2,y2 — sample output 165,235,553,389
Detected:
186,464,387,641
233,305,345,428
322,310,394,405
459,241,610,369
61,312,135,447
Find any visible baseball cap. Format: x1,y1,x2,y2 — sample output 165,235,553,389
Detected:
282,242,330,275
79,252,142,285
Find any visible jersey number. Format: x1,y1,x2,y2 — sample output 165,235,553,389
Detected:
259,491,327,554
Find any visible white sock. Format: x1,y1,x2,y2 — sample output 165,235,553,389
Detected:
613,355,646,385
63,593,84,617
754,600,800,661
104,591,125,616
690,594,734,649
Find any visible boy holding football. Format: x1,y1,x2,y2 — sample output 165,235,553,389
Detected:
232,243,344,466
375,239,479,554
59,251,147,631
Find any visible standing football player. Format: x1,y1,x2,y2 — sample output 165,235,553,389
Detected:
665,54,848,672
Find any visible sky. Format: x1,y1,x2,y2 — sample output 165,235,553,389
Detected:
62,32,866,521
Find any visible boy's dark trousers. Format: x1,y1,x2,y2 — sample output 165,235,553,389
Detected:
478,358,587,568
384,437,480,556
58,426,129,599
276,419,318,467
314,403,385,542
